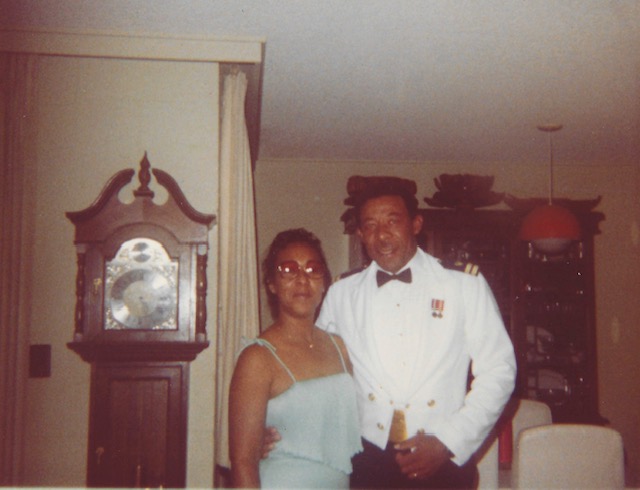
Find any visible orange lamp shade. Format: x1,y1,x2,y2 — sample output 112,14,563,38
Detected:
519,204,581,254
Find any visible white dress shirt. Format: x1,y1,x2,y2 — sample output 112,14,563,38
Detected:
372,257,425,400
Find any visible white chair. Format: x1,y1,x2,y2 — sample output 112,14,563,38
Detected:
512,423,625,489
510,398,552,442
475,398,552,489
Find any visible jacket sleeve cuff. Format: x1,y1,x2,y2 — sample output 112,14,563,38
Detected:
433,424,472,466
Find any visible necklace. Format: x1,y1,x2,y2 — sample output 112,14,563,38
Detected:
290,336,314,348
307,328,316,349
282,327,315,349
303,330,315,349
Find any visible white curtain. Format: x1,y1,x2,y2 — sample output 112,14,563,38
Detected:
0,53,38,485
215,68,261,469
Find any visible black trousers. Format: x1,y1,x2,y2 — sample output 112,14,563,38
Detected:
350,439,477,489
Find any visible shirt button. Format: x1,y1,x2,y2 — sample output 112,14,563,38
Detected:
427,399,436,407
368,393,376,401
405,403,411,409
377,423,384,431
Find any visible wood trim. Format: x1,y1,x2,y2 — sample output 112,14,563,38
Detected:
67,341,210,362
0,28,264,63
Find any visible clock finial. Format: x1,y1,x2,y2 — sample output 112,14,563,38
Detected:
134,152,155,198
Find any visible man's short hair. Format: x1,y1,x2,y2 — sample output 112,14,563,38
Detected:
352,179,419,225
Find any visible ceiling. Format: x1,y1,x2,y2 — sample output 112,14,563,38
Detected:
4,0,640,166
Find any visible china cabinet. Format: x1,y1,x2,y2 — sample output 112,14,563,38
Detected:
508,199,605,423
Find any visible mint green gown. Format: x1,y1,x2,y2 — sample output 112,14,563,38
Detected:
244,336,362,489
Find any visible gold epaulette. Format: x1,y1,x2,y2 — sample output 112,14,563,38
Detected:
462,262,480,276
441,260,480,276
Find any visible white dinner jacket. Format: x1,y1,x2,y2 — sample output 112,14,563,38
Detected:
317,249,516,465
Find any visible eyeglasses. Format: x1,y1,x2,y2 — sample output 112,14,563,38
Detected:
276,260,326,280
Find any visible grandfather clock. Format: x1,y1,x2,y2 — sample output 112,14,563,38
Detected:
66,154,215,487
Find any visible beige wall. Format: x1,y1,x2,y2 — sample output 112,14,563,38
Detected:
23,54,219,487
255,158,640,486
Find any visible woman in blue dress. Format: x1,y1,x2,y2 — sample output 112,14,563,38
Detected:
229,228,361,488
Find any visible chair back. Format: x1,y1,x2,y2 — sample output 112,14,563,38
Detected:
475,398,553,489
512,423,625,489
511,399,552,440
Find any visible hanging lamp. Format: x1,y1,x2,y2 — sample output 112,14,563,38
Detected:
519,124,580,254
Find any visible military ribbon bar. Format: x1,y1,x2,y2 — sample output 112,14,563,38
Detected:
431,298,445,318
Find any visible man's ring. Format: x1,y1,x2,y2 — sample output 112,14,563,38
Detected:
410,446,417,454
411,473,418,478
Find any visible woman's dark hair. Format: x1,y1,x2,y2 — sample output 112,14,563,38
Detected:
262,228,332,319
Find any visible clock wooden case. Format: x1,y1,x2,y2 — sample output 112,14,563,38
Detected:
66,154,215,487
66,153,216,362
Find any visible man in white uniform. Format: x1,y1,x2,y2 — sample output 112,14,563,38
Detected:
317,181,516,488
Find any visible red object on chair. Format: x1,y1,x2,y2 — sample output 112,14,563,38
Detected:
498,420,513,468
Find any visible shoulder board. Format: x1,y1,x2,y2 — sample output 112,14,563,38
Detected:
440,259,480,276
336,265,367,282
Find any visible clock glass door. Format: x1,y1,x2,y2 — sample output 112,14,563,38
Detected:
104,238,178,330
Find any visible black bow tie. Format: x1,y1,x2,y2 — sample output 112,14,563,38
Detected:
376,268,412,287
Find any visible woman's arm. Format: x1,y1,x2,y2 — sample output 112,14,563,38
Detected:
229,346,272,488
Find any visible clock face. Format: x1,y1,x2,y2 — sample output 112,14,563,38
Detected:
104,238,178,330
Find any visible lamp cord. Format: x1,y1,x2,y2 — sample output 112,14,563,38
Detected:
538,123,562,206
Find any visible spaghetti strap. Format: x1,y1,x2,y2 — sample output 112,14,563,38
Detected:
247,338,297,382
326,332,349,373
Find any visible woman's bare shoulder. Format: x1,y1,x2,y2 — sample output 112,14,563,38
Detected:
234,340,275,374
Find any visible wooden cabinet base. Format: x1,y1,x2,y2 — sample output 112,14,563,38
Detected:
87,363,188,488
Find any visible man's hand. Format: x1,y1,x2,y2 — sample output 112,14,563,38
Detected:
261,426,282,459
394,433,452,480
